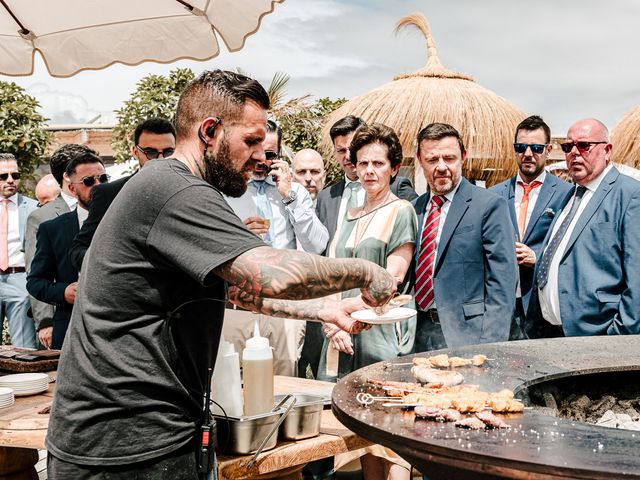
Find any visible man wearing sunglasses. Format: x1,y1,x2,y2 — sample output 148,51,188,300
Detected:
27,153,107,350
69,117,175,272
0,154,38,349
527,118,640,339
490,116,572,339
224,120,329,376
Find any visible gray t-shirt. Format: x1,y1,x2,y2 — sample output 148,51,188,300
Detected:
46,159,264,465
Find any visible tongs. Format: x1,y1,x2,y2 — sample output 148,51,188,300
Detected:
243,394,296,469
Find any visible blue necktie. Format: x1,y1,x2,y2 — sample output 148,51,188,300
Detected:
251,180,273,245
537,186,587,289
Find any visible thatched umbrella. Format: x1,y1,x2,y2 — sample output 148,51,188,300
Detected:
320,13,525,189
611,102,640,167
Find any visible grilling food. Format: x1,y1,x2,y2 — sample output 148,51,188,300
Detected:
411,366,465,386
455,417,487,430
475,410,510,428
374,294,414,315
414,406,461,422
413,354,487,368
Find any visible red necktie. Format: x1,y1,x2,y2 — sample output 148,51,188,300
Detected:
0,199,9,271
517,180,542,238
415,195,446,311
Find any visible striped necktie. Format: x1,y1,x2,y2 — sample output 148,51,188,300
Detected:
415,195,446,311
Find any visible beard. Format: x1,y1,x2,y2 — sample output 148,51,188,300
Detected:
201,137,249,197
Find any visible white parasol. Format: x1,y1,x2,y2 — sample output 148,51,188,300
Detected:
0,0,283,77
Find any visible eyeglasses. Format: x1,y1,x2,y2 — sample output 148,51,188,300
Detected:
264,151,279,161
135,145,175,160
560,141,607,154
0,172,20,181
513,143,547,154
73,173,110,187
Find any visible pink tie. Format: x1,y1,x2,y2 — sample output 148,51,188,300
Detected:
0,200,9,271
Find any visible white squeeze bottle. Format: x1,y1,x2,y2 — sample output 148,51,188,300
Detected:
211,337,243,418
242,321,274,416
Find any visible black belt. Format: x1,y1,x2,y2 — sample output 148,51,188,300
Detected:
420,309,440,324
0,267,25,275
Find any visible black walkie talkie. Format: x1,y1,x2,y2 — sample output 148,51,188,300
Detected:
197,367,216,478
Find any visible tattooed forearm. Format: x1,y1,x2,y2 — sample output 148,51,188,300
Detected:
216,246,395,304
228,286,332,322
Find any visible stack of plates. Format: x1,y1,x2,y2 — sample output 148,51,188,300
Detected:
0,387,14,408
0,373,49,396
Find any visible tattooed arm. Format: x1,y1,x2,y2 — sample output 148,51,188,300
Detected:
214,246,395,306
227,289,369,333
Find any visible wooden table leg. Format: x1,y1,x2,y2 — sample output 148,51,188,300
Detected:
0,447,38,480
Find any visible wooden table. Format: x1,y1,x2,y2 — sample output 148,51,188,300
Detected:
0,374,369,480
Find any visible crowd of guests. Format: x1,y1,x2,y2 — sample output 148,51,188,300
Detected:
0,78,638,479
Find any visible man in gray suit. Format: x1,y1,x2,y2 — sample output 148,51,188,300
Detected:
412,123,517,351
25,144,96,348
528,118,640,338
0,154,38,348
491,116,572,339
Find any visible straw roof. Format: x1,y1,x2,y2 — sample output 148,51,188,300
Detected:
320,13,525,186
611,102,640,167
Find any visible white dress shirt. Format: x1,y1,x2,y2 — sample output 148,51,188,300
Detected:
76,205,89,229
5,195,25,267
514,170,546,234
225,179,329,254
337,176,366,225
539,164,613,325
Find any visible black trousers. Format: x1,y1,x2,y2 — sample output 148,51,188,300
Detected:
47,440,209,480
414,310,447,353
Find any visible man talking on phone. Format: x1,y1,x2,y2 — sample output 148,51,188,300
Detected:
224,119,328,375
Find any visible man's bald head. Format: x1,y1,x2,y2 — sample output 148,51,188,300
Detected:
35,174,61,206
565,118,612,186
292,149,325,200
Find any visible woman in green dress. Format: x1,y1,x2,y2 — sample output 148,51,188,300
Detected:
316,123,417,480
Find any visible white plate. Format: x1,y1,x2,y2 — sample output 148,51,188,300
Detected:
13,385,48,396
351,307,417,324
0,373,48,384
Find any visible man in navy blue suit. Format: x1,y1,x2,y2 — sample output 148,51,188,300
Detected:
27,152,108,349
528,118,640,338
491,116,572,339
412,123,517,351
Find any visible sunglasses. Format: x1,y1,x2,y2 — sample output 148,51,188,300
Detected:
135,145,175,160
513,143,547,154
73,173,110,187
264,151,279,161
0,172,20,181
559,141,607,154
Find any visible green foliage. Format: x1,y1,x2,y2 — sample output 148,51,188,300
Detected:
112,68,195,163
0,81,53,185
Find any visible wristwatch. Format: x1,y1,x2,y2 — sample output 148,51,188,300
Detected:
281,190,297,206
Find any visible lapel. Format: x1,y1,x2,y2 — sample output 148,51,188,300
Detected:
561,167,618,260
522,176,555,243
506,177,519,240
328,180,346,237
434,178,472,271
52,195,70,216
62,210,80,246
413,193,430,262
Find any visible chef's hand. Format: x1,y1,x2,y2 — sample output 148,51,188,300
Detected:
320,296,371,335
516,242,536,267
64,282,78,304
360,263,396,307
324,324,354,355
244,216,269,237
270,159,292,199
38,326,53,350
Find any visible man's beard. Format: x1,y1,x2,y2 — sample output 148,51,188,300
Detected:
201,138,249,197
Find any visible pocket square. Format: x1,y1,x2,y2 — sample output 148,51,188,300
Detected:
543,208,555,217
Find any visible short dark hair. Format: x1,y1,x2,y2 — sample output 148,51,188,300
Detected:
266,119,282,154
175,69,270,142
50,144,99,186
65,152,104,178
329,115,366,143
0,153,16,162
134,118,176,145
416,123,465,155
349,123,403,168
515,115,551,144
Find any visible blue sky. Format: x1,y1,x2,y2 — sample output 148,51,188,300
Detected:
2,0,639,135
